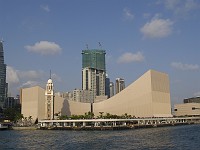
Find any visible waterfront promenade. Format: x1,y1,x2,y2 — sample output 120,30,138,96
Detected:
38,116,200,130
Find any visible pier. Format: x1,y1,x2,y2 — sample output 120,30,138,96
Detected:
38,116,200,130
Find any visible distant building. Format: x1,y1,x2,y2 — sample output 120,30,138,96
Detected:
115,78,125,94
82,49,106,102
105,76,110,98
174,96,200,116
174,103,200,116
109,82,114,98
73,89,91,103
184,97,200,103
5,96,20,108
56,92,73,100
0,41,7,109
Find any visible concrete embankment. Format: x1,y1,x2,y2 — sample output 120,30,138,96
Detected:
12,126,37,130
39,126,132,130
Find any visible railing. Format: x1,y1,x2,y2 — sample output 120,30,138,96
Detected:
38,116,200,129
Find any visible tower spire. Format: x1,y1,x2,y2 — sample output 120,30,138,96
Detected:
50,70,51,79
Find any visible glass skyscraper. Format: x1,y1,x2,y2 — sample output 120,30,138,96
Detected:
0,41,6,109
82,49,106,99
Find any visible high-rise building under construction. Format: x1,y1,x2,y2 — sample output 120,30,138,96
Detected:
82,49,106,101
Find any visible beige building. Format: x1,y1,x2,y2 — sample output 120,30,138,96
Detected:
21,86,45,122
21,69,172,122
174,103,200,116
93,70,171,117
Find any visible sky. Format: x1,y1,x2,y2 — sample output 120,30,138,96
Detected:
0,0,200,106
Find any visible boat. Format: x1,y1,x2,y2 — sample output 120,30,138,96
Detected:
0,123,9,130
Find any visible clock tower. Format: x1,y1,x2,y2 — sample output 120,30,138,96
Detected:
45,76,54,120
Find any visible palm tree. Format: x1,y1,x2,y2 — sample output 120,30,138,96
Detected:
28,116,33,126
105,113,111,119
98,112,104,119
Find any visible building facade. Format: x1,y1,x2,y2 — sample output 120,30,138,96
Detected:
5,96,20,108
174,103,200,116
115,78,125,94
94,70,172,117
72,89,91,103
174,96,200,116
82,49,106,101
0,41,7,109
21,86,46,122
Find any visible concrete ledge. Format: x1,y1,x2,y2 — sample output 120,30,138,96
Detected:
12,126,37,130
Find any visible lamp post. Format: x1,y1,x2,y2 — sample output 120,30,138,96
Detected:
90,90,94,118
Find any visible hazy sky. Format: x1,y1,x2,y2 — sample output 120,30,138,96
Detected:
0,0,200,106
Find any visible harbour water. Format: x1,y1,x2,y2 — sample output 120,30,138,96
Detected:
1,124,200,150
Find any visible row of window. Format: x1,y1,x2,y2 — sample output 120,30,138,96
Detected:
174,107,199,111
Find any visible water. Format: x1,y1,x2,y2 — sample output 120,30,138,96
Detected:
1,124,200,150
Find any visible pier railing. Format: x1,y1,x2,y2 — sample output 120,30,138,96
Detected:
37,116,200,130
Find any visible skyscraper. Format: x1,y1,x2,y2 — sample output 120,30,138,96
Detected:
109,82,114,98
115,78,125,94
82,49,106,101
105,75,110,98
0,41,6,109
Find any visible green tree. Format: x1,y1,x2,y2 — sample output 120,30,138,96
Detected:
3,108,22,122
58,115,68,120
81,112,94,119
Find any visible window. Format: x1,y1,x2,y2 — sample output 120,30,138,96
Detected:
192,107,196,110
174,109,177,111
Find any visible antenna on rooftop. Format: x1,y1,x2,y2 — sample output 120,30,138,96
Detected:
49,69,51,79
86,44,89,50
98,42,102,49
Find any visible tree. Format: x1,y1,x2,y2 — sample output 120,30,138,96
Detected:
15,113,24,121
98,112,104,119
2,104,22,122
28,116,33,125
58,115,68,120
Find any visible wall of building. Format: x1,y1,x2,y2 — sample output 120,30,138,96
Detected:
174,103,200,116
37,87,45,121
93,70,171,117
21,86,45,122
